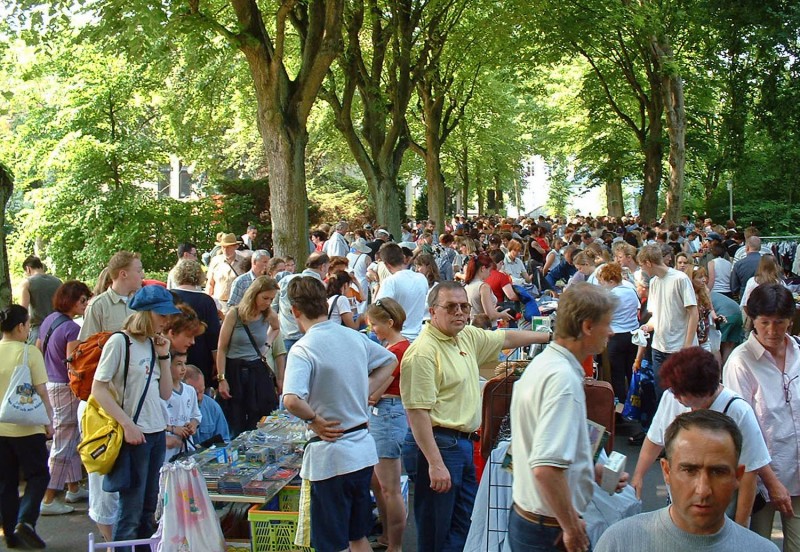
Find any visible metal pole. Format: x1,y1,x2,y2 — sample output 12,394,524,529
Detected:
727,180,733,221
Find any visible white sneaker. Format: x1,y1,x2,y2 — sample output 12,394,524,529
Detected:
40,500,75,516
65,487,90,503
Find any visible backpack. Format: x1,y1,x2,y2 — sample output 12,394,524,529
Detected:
67,331,130,400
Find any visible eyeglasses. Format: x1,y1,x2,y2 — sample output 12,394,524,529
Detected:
435,302,471,315
783,373,798,404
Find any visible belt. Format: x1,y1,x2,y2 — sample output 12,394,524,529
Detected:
307,422,368,445
432,426,480,442
512,504,561,528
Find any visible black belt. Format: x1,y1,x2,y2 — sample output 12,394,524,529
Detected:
307,422,368,445
433,426,480,442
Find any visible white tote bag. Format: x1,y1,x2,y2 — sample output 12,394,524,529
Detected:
0,345,50,426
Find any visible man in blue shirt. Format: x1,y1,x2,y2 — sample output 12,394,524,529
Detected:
184,364,230,444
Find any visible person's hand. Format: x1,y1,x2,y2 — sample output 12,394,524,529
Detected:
153,334,171,357
499,309,513,321
171,424,190,438
632,359,641,372
123,422,145,445
218,379,231,400
615,470,630,492
44,424,54,439
631,474,644,499
308,416,344,442
767,481,794,516
561,519,589,552
185,422,197,436
428,463,452,493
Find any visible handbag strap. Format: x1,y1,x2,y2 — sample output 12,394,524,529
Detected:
327,295,341,320
42,313,71,355
22,343,29,367
130,338,156,425
237,308,266,361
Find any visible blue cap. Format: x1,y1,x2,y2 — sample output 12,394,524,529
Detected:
129,285,181,315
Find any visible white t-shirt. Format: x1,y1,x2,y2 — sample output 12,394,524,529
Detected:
646,387,771,472
375,269,429,341
94,333,166,433
326,294,352,325
163,382,202,460
709,258,732,293
649,268,698,353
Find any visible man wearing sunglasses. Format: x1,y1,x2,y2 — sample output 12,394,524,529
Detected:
400,281,549,552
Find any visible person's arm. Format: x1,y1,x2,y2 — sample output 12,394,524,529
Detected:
33,382,54,438
533,466,589,552
18,279,31,309
631,438,664,499
215,309,236,400
206,267,216,297
155,336,173,401
542,251,556,276
683,305,698,348
283,394,344,441
92,379,144,444
730,267,741,295
501,282,519,301
757,464,794,515
735,470,758,525
707,261,716,290
480,284,511,323
406,408,451,493
502,329,550,350
273,353,286,393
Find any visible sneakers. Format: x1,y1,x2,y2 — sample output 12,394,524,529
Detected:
14,522,46,549
65,487,89,503
40,500,75,516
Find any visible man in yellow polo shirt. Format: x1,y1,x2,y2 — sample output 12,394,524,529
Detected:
401,281,548,552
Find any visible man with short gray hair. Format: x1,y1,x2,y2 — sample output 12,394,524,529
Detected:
731,236,763,296
509,283,626,552
323,220,350,258
227,250,271,308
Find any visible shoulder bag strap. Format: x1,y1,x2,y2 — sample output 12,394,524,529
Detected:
722,396,743,415
238,308,266,362
131,338,156,425
42,313,71,355
327,295,340,319
115,331,132,410
23,343,29,367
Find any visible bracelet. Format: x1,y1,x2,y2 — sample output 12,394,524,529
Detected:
304,413,317,424
157,354,171,360
218,373,226,381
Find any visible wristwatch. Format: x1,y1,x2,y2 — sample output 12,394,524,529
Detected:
157,353,171,360
304,414,317,425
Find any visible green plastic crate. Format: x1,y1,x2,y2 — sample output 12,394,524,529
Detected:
248,486,314,552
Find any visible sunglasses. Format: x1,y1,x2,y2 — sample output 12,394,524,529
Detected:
435,302,472,315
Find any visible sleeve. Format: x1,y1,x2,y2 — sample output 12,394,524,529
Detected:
399,349,438,410
94,333,126,383
465,326,505,367
78,301,103,340
271,332,287,359
730,266,741,293
729,401,771,472
214,404,231,441
189,389,202,424
283,347,313,400
28,346,48,386
679,274,698,308
364,336,396,374
64,321,81,343
722,353,757,404
227,278,244,307
337,295,350,316
527,386,584,468
646,391,683,446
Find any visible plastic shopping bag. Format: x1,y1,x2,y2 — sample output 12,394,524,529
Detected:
621,370,642,421
157,460,226,552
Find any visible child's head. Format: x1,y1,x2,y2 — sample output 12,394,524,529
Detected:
170,351,188,381
471,314,492,330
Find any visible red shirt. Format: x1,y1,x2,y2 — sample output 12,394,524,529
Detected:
485,269,512,303
384,339,410,396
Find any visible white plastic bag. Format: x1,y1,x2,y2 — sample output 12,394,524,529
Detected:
0,345,50,426
156,460,226,552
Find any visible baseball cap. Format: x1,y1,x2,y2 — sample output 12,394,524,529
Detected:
129,285,181,315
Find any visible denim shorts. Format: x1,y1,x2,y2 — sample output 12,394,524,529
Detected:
369,397,407,459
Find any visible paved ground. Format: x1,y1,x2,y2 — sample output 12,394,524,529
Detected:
4,419,784,550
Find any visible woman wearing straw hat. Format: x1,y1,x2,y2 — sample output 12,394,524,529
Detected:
206,233,247,312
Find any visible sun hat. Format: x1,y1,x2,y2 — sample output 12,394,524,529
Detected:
351,238,372,254
216,233,242,247
129,285,182,315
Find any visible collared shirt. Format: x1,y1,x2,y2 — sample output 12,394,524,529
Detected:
227,270,257,308
723,334,800,495
206,253,245,304
510,343,595,516
323,232,349,258
400,324,504,433
78,288,134,340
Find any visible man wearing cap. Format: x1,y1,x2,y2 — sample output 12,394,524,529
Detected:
696,232,724,270
273,252,331,352
367,228,391,261
401,281,550,552
206,233,247,312
323,221,350,258
227,249,271,308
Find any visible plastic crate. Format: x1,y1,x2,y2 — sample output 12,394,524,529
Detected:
248,486,314,552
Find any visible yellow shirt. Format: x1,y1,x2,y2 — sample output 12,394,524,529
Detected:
0,341,48,437
401,324,504,432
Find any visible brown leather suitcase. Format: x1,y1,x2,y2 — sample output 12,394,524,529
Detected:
480,374,616,459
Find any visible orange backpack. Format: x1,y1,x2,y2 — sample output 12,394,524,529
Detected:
67,331,130,400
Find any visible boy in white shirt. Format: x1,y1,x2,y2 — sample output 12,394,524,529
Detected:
163,352,201,462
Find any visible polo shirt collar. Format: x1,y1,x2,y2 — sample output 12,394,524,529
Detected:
548,342,585,378
424,323,458,343
108,288,129,304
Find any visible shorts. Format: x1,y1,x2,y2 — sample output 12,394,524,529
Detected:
310,466,374,552
369,398,407,459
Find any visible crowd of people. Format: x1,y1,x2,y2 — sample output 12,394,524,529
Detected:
0,212,797,552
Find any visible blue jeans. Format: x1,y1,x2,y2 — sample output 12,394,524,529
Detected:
402,429,477,552
650,349,672,401
284,338,299,352
114,432,165,552
0,434,50,537
508,508,591,552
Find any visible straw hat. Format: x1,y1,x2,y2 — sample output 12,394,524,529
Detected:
216,233,242,247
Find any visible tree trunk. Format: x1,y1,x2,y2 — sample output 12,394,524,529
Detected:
606,174,624,217
476,165,484,216
656,38,686,226
425,144,446,234
0,164,13,309
373,177,402,237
